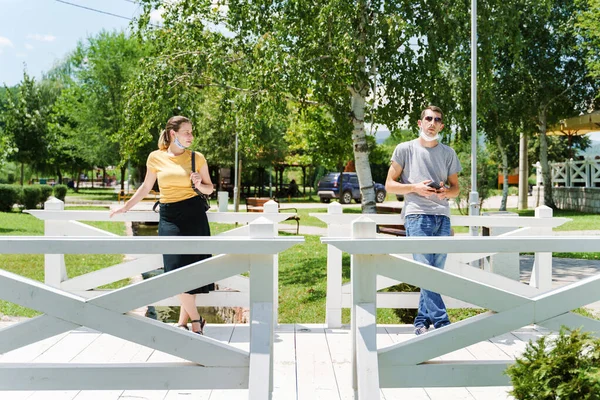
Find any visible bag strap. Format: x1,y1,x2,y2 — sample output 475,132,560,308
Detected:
191,151,197,191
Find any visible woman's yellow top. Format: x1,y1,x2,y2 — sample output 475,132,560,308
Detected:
146,149,206,203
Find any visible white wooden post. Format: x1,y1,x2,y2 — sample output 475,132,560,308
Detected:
586,158,591,188
248,217,276,399
326,201,345,328
350,217,380,399
530,206,553,291
264,200,279,327
481,212,520,281
43,197,67,288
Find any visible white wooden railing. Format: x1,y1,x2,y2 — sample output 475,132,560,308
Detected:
322,218,600,398
0,200,303,398
312,203,570,328
535,158,600,187
26,198,297,317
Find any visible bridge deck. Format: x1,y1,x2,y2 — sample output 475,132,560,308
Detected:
0,322,547,399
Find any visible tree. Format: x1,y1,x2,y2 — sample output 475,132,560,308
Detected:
514,0,598,209
57,30,147,189
133,0,456,212
577,0,600,81
2,72,54,184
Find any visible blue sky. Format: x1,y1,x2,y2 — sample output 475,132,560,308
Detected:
0,0,143,87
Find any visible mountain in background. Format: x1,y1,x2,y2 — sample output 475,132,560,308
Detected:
581,140,600,157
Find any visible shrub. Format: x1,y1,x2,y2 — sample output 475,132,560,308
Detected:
0,184,21,212
39,185,54,204
53,184,68,202
22,186,42,210
506,327,600,400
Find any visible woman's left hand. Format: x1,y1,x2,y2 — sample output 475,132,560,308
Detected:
190,172,202,190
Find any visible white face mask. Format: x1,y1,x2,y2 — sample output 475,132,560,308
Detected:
419,127,440,142
173,135,188,149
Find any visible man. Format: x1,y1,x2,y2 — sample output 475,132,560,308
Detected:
385,105,462,335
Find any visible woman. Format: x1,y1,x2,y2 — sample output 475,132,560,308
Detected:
111,115,214,334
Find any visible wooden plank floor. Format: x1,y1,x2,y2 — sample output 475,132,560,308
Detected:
0,322,550,400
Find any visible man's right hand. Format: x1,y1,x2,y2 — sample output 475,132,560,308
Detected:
414,180,439,197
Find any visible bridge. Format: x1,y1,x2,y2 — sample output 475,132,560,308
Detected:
0,199,599,399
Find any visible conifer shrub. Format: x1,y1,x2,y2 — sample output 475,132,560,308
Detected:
0,184,22,212
53,184,68,202
506,327,600,400
22,186,42,210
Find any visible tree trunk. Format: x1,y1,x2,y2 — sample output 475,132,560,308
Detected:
120,166,126,191
350,85,376,213
538,109,556,209
20,163,24,186
76,168,81,192
496,136,508,211
56,168,63,185
518,132,529,210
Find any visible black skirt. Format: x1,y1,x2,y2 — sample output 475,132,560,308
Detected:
158,196,214,294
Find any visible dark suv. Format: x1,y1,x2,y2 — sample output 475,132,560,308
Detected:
317,172,387,204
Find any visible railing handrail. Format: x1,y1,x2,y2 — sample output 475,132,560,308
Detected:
25,209,294,223
311,213,570,228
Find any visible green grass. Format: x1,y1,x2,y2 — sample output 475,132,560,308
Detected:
65,187,119,201
0,208,126,317
278,234,401,324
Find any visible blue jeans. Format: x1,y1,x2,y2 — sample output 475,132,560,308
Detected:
404,214,451,329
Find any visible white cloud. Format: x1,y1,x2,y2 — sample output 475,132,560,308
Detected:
24,43,34,50
0,36,14,48
26,34,56,42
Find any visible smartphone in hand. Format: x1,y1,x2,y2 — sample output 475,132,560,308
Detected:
427,181,442,190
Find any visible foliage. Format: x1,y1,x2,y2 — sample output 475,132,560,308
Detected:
529,134,592,163
39,185,54,204
506,327,600,400
53,184,68,202
2,72,56,183
453,142,497,215
577,0,600,80
0,184,21,212
50,30,147,183
21,186,41,210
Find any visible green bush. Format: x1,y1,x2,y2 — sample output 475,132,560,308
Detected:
22,186,42,210
39,185,54,204
53,184,68,202
0,184,22,212
506,327,600,400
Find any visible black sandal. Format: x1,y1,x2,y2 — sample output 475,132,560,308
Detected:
177,324,189,331
190,318,206,335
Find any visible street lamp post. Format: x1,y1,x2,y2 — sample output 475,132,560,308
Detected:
233,128,239,212
469,0,480,236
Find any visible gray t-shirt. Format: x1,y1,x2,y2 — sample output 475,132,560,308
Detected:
391,139,462,217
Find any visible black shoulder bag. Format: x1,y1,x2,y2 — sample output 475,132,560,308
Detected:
191,151,211,212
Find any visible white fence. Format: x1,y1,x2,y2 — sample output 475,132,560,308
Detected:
0,199,303,398
27,198,298,313
312,203,571,328
322,217,600,398
535,158,600,187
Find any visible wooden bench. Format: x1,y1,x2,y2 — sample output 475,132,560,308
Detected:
118,190,160,204
245,197,301,234
375,204,406,237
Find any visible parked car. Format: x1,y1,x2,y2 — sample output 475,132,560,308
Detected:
317,172,387,204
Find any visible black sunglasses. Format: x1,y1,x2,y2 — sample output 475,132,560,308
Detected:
423,116,443,123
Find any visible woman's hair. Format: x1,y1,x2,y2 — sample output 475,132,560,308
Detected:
158,116,191,150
